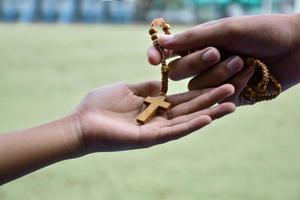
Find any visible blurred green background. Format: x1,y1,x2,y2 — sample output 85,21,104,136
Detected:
0,24,300,200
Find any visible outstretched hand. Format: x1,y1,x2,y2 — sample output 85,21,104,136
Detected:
74,81,235,153
148,14,300,106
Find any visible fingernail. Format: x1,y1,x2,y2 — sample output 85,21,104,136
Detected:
227,56,243,72
202,48,220,62
159,35,174,44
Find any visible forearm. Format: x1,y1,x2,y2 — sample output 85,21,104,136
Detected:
0,114,82,185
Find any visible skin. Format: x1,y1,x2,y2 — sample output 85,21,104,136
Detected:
0,81,235,185
148,14,300,105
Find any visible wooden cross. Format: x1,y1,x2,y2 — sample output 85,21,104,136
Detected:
136,96,171,125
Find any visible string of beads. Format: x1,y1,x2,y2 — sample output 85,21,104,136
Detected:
149,18,171,96
148,18,282,103
243,58,282,102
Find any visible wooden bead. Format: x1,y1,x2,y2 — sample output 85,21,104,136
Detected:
161,65,169,73
257,82,267,93
250,91,257,99
275,83,282,90
165,30,171,35
149,27,157,35
151,34,158,41
242,58,281,102
163,24,171,32
246,58,255,66
152,39,158,44
245,86,252,94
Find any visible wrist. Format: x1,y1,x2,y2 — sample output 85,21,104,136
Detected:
57,113,86,159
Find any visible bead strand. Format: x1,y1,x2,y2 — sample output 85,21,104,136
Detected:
149,18,172,96
243,58,281,102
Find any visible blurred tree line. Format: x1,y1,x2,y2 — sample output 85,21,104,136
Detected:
136,0,295,22
0,0,297,23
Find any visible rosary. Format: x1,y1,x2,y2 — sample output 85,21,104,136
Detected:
136,18,172,125
136,18,282,125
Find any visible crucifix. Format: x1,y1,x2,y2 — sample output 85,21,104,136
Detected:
136,18,172,125
136,96,171,125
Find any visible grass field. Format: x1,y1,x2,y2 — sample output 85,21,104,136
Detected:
0,23,300,200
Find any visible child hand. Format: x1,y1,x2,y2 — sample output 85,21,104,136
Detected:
0,81,235,183
73,81,235,154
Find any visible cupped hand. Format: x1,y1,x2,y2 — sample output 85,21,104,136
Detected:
148,14,300,106
74,81,235,153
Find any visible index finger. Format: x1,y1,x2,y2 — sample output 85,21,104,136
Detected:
158,22,231,51
168,47,221,81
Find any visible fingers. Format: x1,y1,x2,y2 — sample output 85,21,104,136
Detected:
156,16,254,53
198,17,231,28
167,89,213,106
168,47,221,80
147,46,176,66
156,115,212,144
128,81,161,98
170,102,235,126
147,17,239,66
223,66,255,106
206,102,236,120
137,87,236,147
169,84,234,118
158,22,232,51
156,102,236,145
188,56,244,90
147,46,162,66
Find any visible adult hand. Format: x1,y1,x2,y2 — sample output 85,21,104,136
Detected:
74,81,235,153
147,14,300,105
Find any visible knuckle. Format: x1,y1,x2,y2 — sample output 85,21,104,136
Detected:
205,91,214,103
184,55,200,74
223,20,243,39
214,68,229,81
168,61,182,81
173,29,195,46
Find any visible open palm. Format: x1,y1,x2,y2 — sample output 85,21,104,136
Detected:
75,81,235,153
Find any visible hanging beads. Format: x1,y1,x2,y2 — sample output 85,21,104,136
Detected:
149,18,171,96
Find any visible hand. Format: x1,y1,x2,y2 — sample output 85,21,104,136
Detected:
148,14,300,106
0,81,235,184
73,81,235,153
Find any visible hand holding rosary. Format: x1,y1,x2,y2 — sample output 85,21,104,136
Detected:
136,18,282,125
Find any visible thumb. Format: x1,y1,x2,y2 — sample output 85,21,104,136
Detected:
158,22,236,52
